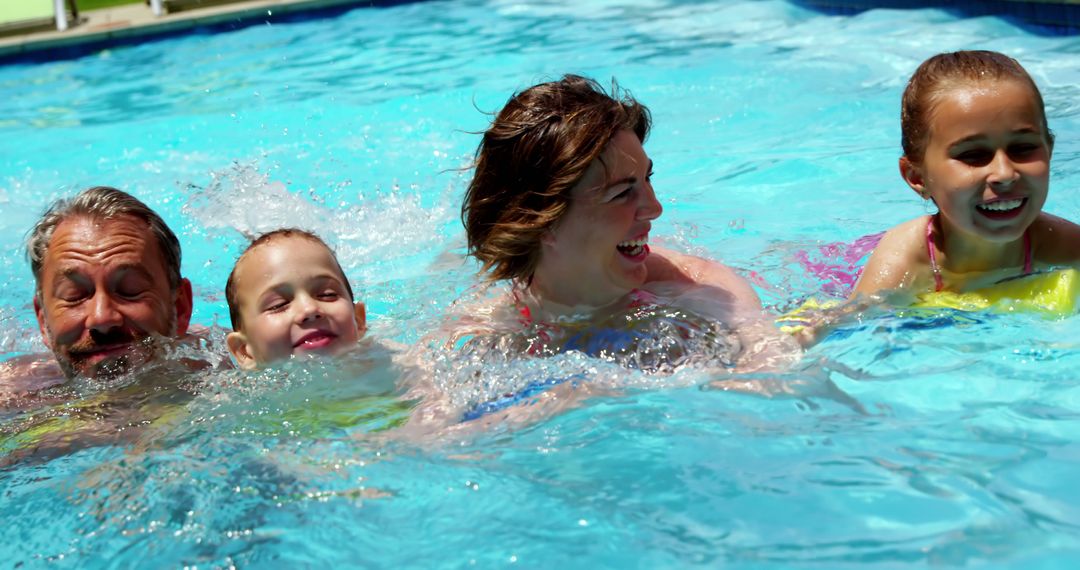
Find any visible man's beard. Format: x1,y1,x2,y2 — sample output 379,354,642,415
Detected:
50,314,177,381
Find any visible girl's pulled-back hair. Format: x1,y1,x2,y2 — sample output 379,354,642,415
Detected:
462,74,651,282
901,50,1052,161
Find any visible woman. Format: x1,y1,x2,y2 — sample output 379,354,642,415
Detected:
393,76,805,430
456,74,793,375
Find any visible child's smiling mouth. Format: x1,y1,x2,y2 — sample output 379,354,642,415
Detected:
294,330,338,351
975,197,1026,220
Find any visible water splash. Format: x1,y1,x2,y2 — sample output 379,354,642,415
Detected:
181,162,453,277
793,231,883,298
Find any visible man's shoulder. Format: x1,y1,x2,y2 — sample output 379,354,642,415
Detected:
0,354,66,409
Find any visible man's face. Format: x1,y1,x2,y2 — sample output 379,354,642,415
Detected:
33,215,192,379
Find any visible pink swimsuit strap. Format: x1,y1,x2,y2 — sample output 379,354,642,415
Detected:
626,288,657,308
926,216,1033,293
513,288,535,326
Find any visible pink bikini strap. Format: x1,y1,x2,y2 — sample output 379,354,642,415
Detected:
926,217,944,292
626,288,658,308
1023,230,1033,274
512,288,533,325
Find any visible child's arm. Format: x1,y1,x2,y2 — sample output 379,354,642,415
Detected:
850,217,928,299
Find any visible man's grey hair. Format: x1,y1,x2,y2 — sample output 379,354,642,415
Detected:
27,186,183,295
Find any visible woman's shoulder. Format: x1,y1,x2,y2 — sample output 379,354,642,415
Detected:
646,246,761,310
1032,213,1080,265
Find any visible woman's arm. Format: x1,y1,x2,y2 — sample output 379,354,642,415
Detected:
646,246,762,312
646,246,802,372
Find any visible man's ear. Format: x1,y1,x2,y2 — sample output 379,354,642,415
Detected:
899,156,928,199
174,278,194,336
354,301,367,336
33,294,52,349
226,331,258,370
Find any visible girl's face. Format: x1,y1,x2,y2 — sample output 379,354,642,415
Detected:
226,237,361,369
534,129,663,307
902,79,1052,243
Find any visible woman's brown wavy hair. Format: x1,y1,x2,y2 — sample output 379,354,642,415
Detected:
462,75,651,282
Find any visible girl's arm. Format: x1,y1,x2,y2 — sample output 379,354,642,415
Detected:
851,218,927,299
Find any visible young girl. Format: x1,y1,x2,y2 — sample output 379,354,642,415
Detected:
853,50,1080,308
225,229,367,369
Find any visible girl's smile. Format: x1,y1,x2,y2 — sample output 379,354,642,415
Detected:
903,79,1052,245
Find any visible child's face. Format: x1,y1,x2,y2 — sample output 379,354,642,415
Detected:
226,237,362,369
903,79,1052,243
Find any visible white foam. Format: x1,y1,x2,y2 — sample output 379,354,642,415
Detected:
182,161,456,284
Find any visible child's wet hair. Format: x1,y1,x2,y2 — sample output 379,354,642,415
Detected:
225,228,355,331
901,50,1053,161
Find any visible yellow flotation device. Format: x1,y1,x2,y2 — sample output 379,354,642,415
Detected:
912,268,1079,316
777,268,1080,335
775,297,841,336
243,394,413,438
0,390,191,459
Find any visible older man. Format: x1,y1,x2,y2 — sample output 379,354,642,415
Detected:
27,186,193,380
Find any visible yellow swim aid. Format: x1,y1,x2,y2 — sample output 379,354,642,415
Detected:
0,390,191,459
775,268,1080,337
252,394,413,437
913,268,1080,317
775,297,842,335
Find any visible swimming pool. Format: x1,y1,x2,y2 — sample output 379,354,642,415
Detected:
3,0,1080,566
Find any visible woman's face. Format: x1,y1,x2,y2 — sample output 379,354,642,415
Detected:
535,129,663,307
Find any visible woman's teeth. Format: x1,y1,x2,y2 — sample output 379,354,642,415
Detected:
617,237,647,257
977,198,1024,212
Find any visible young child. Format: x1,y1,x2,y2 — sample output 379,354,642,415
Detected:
852,50,1080,305
225,229,366,369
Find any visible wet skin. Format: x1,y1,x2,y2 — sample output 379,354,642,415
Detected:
901,79,1052,272
532,129,663,309
33,215,192,379
226,236,363,369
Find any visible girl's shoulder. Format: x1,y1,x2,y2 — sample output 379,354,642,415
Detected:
1031,213,1080,265
868,216,932,265
851,216,932,296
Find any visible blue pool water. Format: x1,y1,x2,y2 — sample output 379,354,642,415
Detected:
3,0,1080,566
